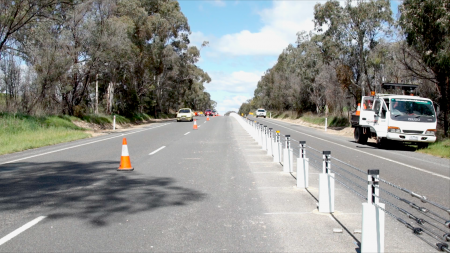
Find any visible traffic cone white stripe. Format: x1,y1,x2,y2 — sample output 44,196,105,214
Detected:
122,145,129,156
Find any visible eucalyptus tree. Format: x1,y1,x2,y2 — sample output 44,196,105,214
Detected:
314,0,393,101
0,0,74,54
399,0,450,136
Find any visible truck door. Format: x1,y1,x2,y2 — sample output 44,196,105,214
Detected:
373,98,388,137
359,96,375,127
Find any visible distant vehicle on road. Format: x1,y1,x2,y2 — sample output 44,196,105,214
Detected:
204,109,213,116
256,108,266,118
177,108,194,122
212,109,218,116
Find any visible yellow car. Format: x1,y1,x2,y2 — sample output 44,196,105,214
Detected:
177,108,194,122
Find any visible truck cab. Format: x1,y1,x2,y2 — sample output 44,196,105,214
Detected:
352,84,437,148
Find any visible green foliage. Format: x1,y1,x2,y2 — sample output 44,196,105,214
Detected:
44,116,85,130
130,113,153,122
399,0,450,136
0,112,89,155
1,0,214,119
81,114,112,125
113,115,130,124
418,138,450,158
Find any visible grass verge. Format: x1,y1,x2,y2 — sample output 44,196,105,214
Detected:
298,113,350,127
0,113,90,155
418,138,450,158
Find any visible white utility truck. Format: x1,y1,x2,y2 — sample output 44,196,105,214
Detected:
351,83,437,148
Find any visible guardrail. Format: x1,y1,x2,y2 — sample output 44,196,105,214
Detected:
233,114,450,253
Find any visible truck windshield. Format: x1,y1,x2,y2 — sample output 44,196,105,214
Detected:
390,99,436,122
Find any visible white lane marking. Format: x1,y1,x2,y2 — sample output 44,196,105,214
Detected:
198,125,201,128
264,212,312,215
252,172,282,174
149,146,166,155
0,123,171,166
184,132,190,135
204,121,206,123
0,216,46,246
261,119,450,180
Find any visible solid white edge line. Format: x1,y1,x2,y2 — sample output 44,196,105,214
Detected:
149,146,166,155
258,119,450,180
184,132,190,135
0,123,171,166
0,216,46,246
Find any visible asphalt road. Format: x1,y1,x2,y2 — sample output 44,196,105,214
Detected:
0,114,448,252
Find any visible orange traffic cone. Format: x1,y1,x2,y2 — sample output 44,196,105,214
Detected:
355,103,361,116
118,138,134,171
193,119,198,130
207,115,210,121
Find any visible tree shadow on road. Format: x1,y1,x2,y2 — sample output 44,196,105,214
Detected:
0,161,206,227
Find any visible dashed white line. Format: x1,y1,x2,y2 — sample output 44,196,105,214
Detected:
184,132,190,135
0,216,46,246
149,146,166,155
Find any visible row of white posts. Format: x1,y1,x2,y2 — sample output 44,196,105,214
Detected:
239,116,385,253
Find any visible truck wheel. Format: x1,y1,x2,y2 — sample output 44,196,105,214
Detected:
354,127,368,144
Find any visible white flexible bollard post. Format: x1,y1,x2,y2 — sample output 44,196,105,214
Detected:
113,115,116,130
259,124,264,147
273,131,280,163
267,128,273,156
265,126,269,151
277,131,282,164
297,141,309,188
253,121,257,140
257,123,262,145
262,126,267,150
319,151,334,213
361,170,385,253
283,135,293,173
252,121,256,140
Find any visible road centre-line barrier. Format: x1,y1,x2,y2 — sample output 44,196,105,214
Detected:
0,123,171,166
232,114,450,253
252,118,450,180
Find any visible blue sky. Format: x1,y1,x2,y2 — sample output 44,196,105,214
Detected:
178,0,402,114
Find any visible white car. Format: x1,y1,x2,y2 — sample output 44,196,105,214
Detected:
256,108,266,118
177,108,194,122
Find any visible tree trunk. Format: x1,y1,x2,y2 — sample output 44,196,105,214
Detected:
438,74,449,137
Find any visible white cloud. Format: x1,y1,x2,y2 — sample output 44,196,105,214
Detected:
211,1,318,56
216,95,250,114
212,0,226,7
206,70,262,94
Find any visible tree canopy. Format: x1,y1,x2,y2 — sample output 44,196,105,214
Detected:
0,0,215,118
240,0,448,136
